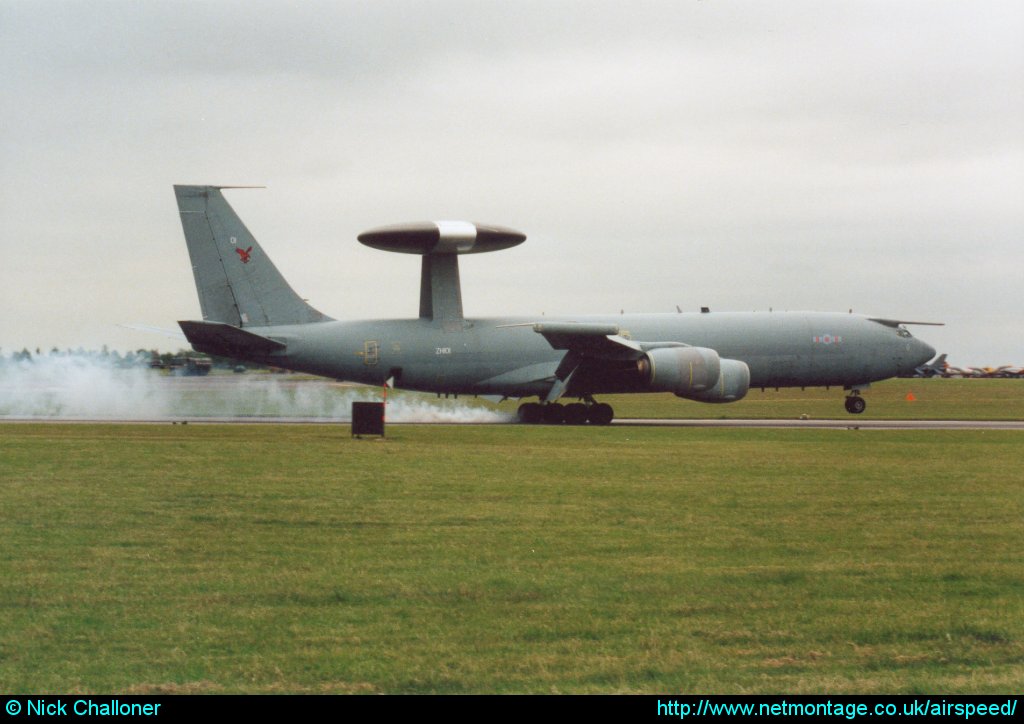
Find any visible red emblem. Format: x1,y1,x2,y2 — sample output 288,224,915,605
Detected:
812,334,843,345
235,246,253,264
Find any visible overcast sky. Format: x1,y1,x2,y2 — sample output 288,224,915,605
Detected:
2,0,1021,364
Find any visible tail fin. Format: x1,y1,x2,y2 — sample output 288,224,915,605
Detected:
174,185,331,327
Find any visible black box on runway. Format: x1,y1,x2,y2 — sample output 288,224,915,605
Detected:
351,402,385,437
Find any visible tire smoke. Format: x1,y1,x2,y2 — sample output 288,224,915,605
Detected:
0,355,512,423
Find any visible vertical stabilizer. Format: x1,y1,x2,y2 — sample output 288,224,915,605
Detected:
174,185,330,327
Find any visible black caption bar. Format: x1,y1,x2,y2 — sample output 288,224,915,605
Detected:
1,695,1020,720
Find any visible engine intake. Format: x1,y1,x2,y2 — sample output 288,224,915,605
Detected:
638,347,749,402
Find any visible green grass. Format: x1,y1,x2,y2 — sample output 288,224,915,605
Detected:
495,378,1024,421
1,423,1022,693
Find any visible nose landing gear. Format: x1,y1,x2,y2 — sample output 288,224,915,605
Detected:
844,393,866,414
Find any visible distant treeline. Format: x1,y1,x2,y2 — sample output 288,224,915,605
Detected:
0,347,269,370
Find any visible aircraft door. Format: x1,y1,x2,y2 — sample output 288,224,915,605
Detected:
362,340,380,366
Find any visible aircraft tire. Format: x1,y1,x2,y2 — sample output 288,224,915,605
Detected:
588,403,614,425
517,402,544,424
563,403,589,425
543,403,566,424
844,396,866,414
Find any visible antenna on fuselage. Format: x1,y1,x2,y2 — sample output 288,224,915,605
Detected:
357,221,526,328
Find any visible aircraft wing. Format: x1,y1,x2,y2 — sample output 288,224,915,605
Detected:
868,318,945,327
508,322,694,403
530,322,643,359
522,321,690,359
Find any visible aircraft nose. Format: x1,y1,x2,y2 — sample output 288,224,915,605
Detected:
896,337,936,376
915,338,936,365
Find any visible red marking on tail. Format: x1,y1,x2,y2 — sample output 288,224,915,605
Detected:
235,246,253,263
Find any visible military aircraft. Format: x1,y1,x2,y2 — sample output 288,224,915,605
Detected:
908,353,948,378
972,365,1020,378
173,185,939,424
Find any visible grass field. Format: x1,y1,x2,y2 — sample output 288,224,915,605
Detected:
496,378,1024,421
2,422,1022,693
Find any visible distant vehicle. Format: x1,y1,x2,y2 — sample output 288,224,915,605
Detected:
907,353,948,378
148,354,212,376
171,357,212,376
173,185,938,422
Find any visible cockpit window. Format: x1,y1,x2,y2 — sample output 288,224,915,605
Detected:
897,327,913,338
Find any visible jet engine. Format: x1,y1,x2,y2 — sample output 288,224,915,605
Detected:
638,347,721,394
637,347,749,402
679,358,750,403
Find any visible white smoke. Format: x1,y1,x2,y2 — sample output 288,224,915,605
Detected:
0,354,512,423
0,355,172,419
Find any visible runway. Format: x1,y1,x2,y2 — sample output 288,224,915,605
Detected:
4,366,1022,429
615,418,1024,430
2,415,1023,430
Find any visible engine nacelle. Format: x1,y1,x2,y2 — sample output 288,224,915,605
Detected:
639,347,722,395
678,358,751,403
637,347,750,402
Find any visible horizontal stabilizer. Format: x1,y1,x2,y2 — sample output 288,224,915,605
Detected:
178,320,286,357
119,323,188,342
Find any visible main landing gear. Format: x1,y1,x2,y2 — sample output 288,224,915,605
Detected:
517,398,614,425
844,392,866,414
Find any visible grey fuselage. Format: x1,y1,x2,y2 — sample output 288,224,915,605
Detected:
172,185,936,403
242,311,935,398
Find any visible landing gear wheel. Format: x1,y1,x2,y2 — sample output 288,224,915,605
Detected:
517,402,544,424
543,403,566,424
564,403,589,425
587,403,614,426
844,396,866,414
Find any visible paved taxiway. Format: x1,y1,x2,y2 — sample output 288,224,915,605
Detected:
3,416,1023,429
617,418,1024,430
